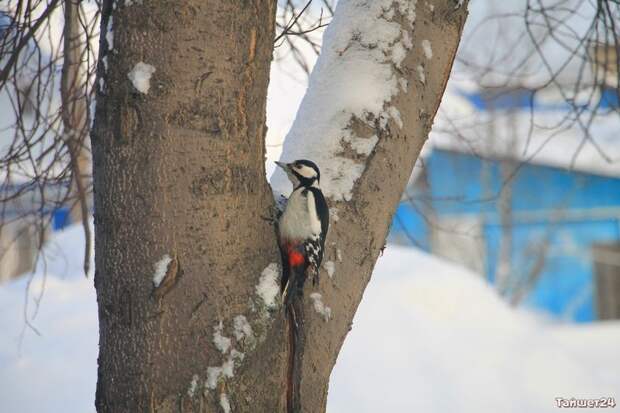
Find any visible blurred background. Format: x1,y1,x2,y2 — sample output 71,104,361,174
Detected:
1,0,619,412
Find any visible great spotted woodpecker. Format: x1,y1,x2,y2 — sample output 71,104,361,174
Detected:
275,160,329,303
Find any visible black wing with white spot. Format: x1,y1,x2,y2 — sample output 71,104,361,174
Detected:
306,187,329,284
307,187,329,244
303,234,323,285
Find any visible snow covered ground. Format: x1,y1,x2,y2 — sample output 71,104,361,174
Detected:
328,246,620,413
1,225,618,412
0,225,97,413
1,2,620,411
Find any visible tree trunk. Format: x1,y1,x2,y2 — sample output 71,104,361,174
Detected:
271,1,469,410
61,0,91,273
92,1,468,412
92,1,285,411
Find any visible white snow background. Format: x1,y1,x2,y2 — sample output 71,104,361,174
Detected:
2,0,620,411
1,223,619,413
0,225,97,413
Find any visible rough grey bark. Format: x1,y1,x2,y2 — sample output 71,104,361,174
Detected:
92,1,286,411
92,0,468,412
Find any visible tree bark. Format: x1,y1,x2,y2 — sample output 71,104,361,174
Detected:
271,1,469,411
92,1,286,411
92,0,468,412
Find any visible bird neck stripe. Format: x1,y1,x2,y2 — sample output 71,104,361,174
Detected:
294,178,319,190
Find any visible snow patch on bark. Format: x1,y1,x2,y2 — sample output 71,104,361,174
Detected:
233,315,254,342
387,106,403,129
401,30,413,49
100,12,115,81
219,393,231,413
221,357,234,378
422,39,433,59
152,254,172,287
310,293,332,321
203,264,284,394
102,55,109,73
271,0,417,201
256,263,280,309
206,366,222,390
399,77,408,92
187,374,199,397
347,134,379,156
204,316,259,392
324,261,336,278
205,355,235,390
106,16,114,50
128,62,155,94
416,65,426,84
213,321,232,354
230,349,245,362
392,42,407,68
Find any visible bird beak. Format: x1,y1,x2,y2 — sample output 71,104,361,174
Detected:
275,161,288,171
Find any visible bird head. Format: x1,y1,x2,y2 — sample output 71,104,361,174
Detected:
275,159,321,188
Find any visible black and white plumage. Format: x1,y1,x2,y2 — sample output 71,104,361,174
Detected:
275,159,329,302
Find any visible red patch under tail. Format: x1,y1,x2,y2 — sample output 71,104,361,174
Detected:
288,248,305,267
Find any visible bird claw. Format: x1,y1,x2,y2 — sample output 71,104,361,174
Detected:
260,214,276,223
261,205,282,224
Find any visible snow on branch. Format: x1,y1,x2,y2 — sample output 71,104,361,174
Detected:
271,0,417,201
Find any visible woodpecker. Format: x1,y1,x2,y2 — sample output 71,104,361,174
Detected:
275,159,329,303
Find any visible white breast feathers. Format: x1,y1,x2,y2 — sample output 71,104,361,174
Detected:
279,188,321,242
